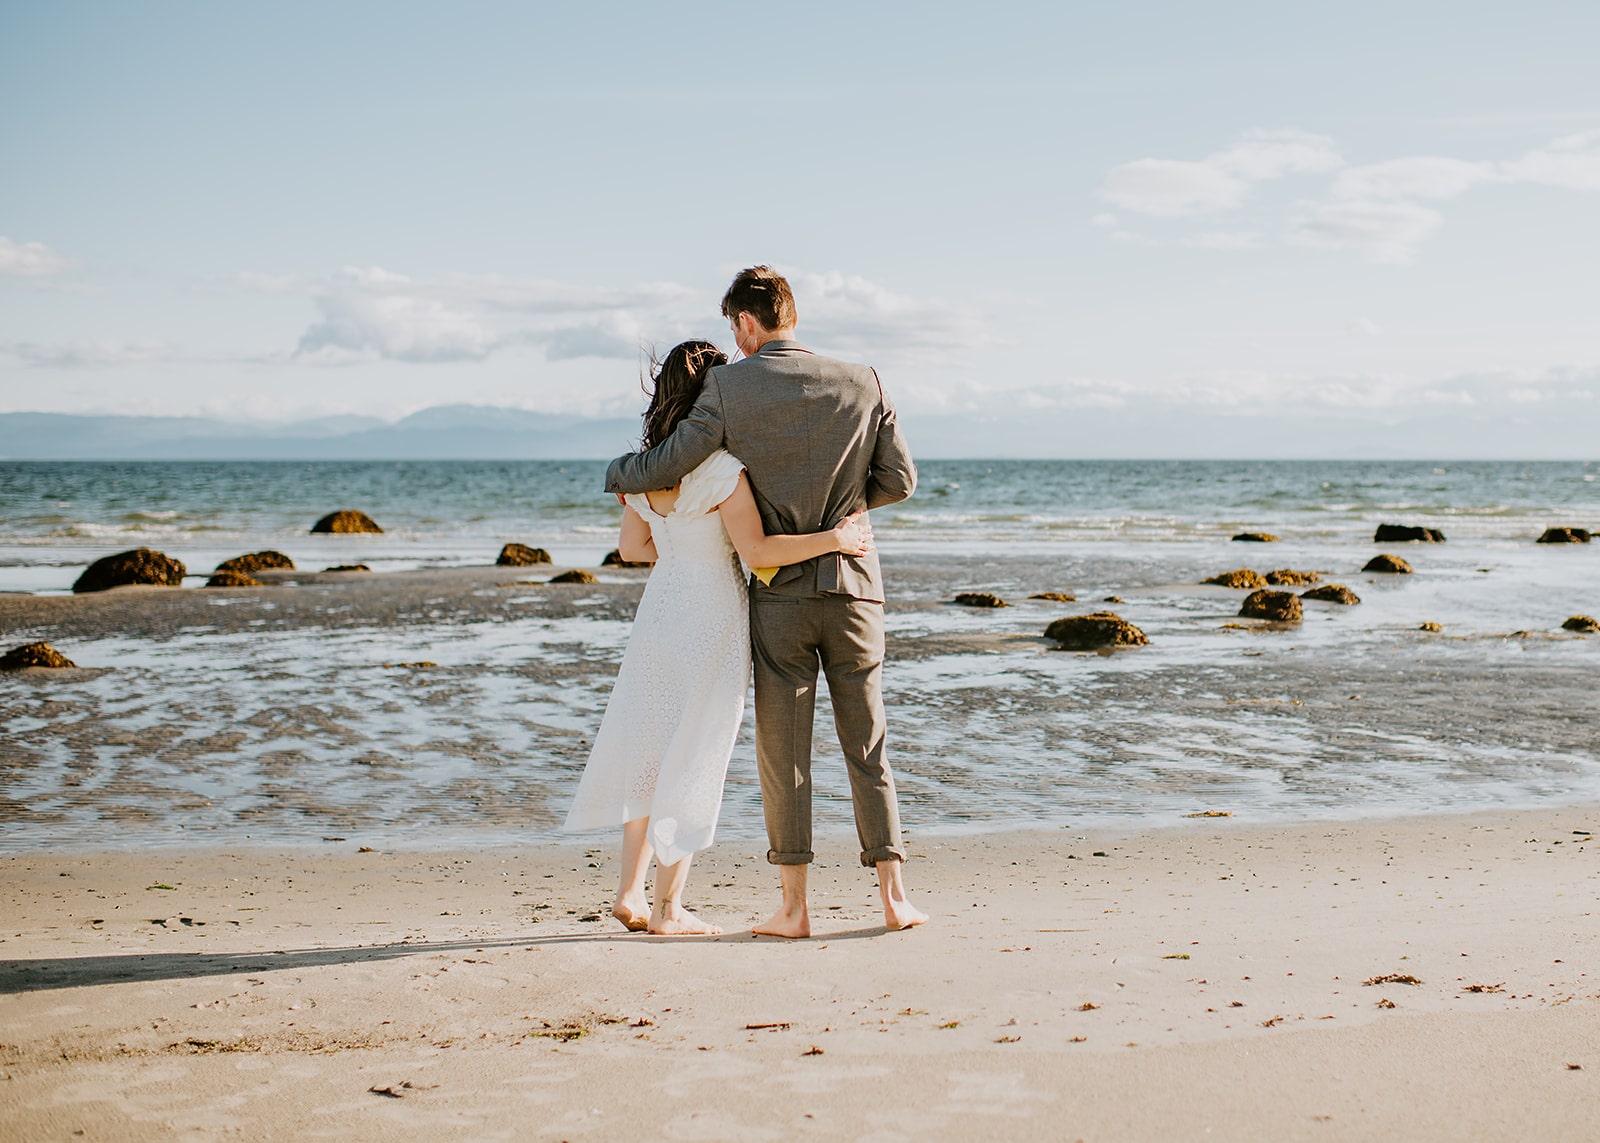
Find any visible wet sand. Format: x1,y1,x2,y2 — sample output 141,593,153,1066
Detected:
2,809,1597,1140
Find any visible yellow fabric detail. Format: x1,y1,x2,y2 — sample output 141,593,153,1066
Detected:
751,566,779,586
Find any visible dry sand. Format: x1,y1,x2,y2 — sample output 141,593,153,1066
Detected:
2,807,1597,1141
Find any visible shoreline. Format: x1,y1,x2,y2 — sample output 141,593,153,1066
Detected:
3,804,1596,1139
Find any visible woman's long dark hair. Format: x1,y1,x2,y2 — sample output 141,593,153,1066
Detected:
641,340,728,450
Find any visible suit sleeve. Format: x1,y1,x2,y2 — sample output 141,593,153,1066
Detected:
864,369,917,509
604,369,727,494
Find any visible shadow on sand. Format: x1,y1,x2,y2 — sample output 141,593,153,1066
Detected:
0,925,896,994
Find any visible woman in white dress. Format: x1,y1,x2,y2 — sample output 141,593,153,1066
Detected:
563,341,873,936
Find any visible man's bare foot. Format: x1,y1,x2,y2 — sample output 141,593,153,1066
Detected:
611,895,649,932
752,903,811,939
876,860,928,931
648,905,722,936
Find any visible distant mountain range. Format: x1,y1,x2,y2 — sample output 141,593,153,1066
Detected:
0,405,1593,460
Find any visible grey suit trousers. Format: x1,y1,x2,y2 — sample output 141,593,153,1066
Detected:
750,591,905,868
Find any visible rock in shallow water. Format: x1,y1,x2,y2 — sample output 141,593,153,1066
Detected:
602,549,651,568
1029,591,1076,602
324,564,371,573
205,569,261,588
1204,568,1267,589
1265,568,1320,586
498,543,551,566
1374,524,1446,543
1240,589,1302,622
0,641,76,670
1044,612,1148,650
311,510,383,534
1363,554,1414,574
1537,527,1592,544
954,592,1008,608
1232,533,1280,542
1301,584,1361,605
215,550,294,574
1562,615,1599,633
550,569,599,584
1419,621,1443,632
72,548,187,593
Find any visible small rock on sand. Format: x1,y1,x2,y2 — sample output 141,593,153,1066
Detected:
324,564,371,573
1240,589,1302,622
602,549,652,568
204,570,261,588
1265,569,1320,586
1537,527,1592,544
0,641,76,670
954,592,1008,607
1562,615,1599,633
1204,569,1267,590
1029,592,1076,602
215,550,294,575
497,543,552,566
1301,584,1361,605
550,569,599,585
1374,524,1446,543
1363,554,1413,574
1232,533,1280,542
1044,612,1148,650
72,548,187,593
1419,622,1443,632
311,510,383,534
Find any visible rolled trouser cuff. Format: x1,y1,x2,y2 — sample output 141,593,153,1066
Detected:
860,845,906,867
767,849,815,866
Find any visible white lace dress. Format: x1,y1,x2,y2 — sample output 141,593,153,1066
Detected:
562,450,751,866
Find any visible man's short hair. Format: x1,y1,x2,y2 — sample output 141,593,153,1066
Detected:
720,266,797,332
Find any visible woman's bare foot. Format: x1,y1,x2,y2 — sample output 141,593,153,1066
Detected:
648,904,722,935
612,895,650,932
752,902,810,939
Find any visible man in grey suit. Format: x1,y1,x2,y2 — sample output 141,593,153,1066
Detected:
604,266,926,937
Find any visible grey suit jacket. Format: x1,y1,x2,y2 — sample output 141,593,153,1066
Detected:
604,340,916,603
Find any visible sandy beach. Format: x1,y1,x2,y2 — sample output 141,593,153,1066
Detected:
3,806,1596,1140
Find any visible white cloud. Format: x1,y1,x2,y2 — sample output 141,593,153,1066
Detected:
1098,129,1342,217
296,268,498,363
782,270,990,364
1331,156,1495,201
1289,199,1442,263
1183,230,1263,250
0,236,73,276
1091,212,1118,227
1502,129,1600,190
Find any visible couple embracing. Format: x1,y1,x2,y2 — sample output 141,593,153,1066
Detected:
563,266,926,938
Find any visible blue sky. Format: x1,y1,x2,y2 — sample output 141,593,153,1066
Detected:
3,1,1599,455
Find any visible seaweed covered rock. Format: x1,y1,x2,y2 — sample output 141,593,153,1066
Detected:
1044,612,1148,650
1240,589,1302,622
1232,533,1280,542
1375,524,1445,543
1537,527,1592,544
311,510,383,534
602,549,652,568
1301,584,1361,605
1562,615,1599,633
954,592,1008,608
0,641,76,670
1029,591,1076,602
324,564,371,573
215,550,294,575
1265,568,1320,586
550,569,599,585
1363,553,1414,574
72,548,186,593
1204,568,1267,590
205,569,261,588
498,543,552,566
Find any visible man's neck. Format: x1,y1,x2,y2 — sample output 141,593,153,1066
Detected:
753,328,797,352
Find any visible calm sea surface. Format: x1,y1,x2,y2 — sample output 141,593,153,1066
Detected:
1,459,1597,852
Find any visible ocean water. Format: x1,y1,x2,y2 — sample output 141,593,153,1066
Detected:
2,459,1597,592
1,459,1597,851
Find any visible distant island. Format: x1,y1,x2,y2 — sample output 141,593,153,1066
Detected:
0,405,1591,460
